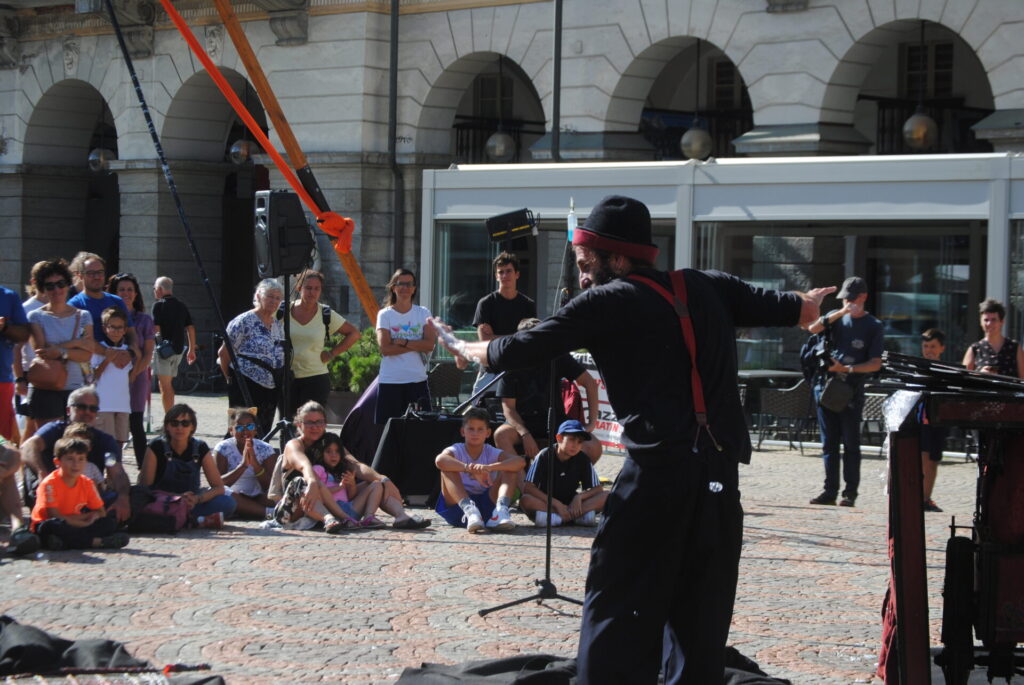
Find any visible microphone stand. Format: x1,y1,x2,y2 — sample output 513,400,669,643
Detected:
478,236,582,616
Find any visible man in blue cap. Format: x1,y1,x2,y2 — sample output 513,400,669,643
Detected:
806,275,884,508
439,195,835,684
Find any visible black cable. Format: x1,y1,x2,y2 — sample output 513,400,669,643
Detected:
103,0,253,408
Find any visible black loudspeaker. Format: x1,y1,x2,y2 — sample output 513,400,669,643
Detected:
485,208,537,243
253,189,315,278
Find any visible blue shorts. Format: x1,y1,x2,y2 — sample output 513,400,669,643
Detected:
435,489,495,527
336,500,359,519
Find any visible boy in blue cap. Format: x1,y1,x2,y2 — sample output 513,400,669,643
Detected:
520,420,606,527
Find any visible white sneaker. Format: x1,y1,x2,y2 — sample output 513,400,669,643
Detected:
534,511,562,527
462,504,485,533
486,505,515,531
576,510,597,527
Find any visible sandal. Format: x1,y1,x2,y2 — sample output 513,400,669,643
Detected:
392,515,431,530
324,515,359,534
359,515,386,529
8,527,40,556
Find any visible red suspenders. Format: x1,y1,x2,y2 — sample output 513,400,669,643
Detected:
628,271,723,452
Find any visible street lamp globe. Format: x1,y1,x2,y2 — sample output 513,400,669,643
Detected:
680,126,713,160
485,131,516,163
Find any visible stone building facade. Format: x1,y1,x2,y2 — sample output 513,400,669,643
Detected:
0,0,1021,338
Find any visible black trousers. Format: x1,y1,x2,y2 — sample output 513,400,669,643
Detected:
577,450,743,685
289,373,331,417
36,512,117,549
129,411,146,469
228,372,278,439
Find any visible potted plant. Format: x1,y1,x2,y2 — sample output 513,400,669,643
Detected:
324,326,380,423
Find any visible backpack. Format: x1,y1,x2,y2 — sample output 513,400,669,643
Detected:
800,332,826,382
128,487,190,533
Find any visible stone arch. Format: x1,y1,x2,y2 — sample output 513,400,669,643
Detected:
822,19,994,127
23,79,114,167
413,51,544,158
19,79,121,277
161,68,268,162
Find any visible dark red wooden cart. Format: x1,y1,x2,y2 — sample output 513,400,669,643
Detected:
882,387,1024,684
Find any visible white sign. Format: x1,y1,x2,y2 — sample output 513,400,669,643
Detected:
572,352,625,457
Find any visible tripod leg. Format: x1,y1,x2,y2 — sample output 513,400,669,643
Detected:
478,593,546,617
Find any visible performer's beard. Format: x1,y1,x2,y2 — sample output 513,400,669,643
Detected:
579,256,616,290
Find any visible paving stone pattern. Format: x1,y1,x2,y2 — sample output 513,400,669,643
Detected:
0,393,984,683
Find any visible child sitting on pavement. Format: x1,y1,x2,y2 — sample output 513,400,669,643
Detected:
312,433,385,529
31,436,129,550
434,407,524,533
520,420,607,527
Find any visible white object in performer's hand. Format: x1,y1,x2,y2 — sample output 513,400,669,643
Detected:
428,317,474,364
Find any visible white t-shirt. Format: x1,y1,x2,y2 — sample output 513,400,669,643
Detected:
213,437,276,497
91,342,132,413
376,304,431,384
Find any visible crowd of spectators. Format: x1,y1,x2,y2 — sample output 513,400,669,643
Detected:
3,241,1014,554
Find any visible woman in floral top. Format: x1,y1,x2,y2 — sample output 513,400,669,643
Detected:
962,297,1024,378
219,279,285,437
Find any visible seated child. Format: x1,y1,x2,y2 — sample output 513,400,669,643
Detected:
520,420,607,527
434,407,524,534
312,433,384,529
31,437,129,550
91,307,132,443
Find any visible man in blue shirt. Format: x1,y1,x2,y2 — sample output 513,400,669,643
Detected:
67,252,139,368
807,276,884,507
0,286,30,442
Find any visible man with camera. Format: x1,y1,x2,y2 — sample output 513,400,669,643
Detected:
806,276,883,508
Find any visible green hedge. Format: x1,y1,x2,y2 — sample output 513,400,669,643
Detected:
326,326,381,393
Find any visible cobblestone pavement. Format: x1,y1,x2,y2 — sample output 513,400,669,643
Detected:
0,393,987,683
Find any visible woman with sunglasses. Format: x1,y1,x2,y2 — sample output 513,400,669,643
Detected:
26,259,95,426
219,279,284,438
139,404,237,527
213,407,277,519
374,269,437,425
107,273,155,467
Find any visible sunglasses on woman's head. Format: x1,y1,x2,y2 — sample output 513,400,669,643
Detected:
43,280,68,291
233,423,257,432
167,419,194,428
113,273,134,280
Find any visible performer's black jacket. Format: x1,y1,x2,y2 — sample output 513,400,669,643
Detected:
488,268,802,464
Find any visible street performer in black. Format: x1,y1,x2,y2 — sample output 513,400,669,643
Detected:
437,195,834,684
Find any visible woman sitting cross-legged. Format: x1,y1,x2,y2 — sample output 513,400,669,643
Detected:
139,404,237,528
213,407,277,520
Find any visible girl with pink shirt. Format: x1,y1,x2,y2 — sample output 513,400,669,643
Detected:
313,433,385,529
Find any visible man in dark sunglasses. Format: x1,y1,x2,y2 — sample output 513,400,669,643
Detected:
20,385,130,523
